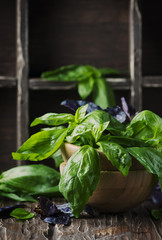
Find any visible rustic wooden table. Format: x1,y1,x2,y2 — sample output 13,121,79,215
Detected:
0,197,162,240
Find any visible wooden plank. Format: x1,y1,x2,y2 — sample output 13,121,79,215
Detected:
0,1,16,77
107,78,130,90
29,0,129,78
0,199,162,240
129,0,142,111
29,78,77,90
0,77,17,88
143,76,162,88
16,0,29,154
29,78,130,91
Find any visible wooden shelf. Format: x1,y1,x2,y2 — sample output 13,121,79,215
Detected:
0,0,162,162
0,77,17,88
143,76,162,87
107,78,130,90
29,78,130,91
29,78,77,90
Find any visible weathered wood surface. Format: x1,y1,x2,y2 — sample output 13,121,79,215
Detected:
0,198,162,240
129,0,142,112
16,0,29,151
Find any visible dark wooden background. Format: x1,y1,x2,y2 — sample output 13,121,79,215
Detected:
0,0,162,172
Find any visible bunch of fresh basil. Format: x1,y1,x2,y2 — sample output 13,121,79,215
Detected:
11,103,162,218
0,164,61,202
41,64,122,108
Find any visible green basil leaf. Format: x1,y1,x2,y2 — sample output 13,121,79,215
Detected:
97,140,132,176
66,122,91,144
0,164,61,201
83,110,125,135
92,121,109,143
75,104,88,123
98,67,122,76
78,76,95,99
151,208,162,220
157,142,162,154
127,110,162,141
127,147,162,179
93,77,115,108
109,136,149,147
85,65,101,78
51,149,64,167
59,145,100,218
12,128,68,161
41,64,92,81
31,113,74,127
10,208,35,220
0,192,37,202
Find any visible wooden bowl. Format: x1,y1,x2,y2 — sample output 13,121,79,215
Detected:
60,143,157,213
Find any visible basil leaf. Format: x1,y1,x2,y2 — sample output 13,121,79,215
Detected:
10,208,35,220
93,77,115,108
66,122,91,144
127,110,162,141
0,204,26,219
0,192,36,202
75,104,88,123
92,122,109,143
97,140,132,176
78,76,95,99
109,136,149,147
12,128,68,161
59,145,100,218
51,149,64,167
0,164,61,201
41,64,91,81
31,113,74,127
83,110,125,135
127,147,162,179
98,67,122,76
151,208,162,220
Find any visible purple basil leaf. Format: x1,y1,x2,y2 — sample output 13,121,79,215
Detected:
57,203,73,217
37,196,58,216
36,196,71,225
42,214,70,225
0,204,26,219
152,183,162,207
61,99,88,112
61,99,102,113
121,97,137,120
61,99,131,123
83,204,100,217
105,106,127,123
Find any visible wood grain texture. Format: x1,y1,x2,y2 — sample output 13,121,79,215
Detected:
16,0,29,151
0,1,16,77
0,89,17,173
129,0,142,111
142,0,162,76
0,199,161,240
29,0,129,78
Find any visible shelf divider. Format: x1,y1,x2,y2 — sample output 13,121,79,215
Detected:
16,0,29,158
129,0,142,111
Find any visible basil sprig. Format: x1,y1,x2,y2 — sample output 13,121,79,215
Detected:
11,105,162,217
41,64,122,108
0,164,61,201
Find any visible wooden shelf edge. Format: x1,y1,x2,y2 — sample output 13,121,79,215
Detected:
0,77,17,88
143,76,162,87
29,78,77,90
29,78,130,90
106,78,130,90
